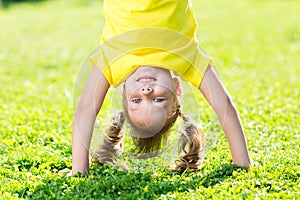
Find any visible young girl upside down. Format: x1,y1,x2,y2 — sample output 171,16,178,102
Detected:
72,0,251,176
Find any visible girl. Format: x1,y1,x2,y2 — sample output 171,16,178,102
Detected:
72,0,251,176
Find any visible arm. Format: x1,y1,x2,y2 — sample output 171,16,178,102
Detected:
72,66,110,176
199,67,251,170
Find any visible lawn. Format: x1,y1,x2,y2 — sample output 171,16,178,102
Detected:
0,0,299,199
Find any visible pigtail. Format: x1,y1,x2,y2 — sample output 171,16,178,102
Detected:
92,111,125,165
169,115,205,173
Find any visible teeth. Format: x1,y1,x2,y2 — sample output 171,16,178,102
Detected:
140,78,154,82
138,78,155,82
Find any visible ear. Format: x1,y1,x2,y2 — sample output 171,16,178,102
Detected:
172,77,182,96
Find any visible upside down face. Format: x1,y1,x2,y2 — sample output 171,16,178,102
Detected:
123,66,181,138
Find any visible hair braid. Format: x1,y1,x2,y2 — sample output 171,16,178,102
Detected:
169,114,206,173
92,111,125,165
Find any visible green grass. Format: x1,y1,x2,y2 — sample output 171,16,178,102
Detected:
1,0,299,199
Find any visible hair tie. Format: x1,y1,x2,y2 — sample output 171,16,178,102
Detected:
179,112,184,118
179,112,188,122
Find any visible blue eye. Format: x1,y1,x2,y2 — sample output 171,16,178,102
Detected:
153,98,165,103
131,98,141,103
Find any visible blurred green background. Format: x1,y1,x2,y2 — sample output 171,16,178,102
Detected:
0,0,299,199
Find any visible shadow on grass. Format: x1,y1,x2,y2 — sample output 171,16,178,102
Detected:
18,164,243,199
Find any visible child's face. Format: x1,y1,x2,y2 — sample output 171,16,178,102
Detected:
124,66,178,137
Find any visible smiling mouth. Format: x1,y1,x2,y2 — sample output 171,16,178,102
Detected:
136,76,156,82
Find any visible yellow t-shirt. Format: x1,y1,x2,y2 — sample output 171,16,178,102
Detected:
89,0,213,88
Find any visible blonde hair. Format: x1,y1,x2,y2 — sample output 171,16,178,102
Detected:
93,84,206,172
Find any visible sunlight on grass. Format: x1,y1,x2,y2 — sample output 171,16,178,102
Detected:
0,0,299,199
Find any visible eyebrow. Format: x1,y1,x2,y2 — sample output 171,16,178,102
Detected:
128,104,140,111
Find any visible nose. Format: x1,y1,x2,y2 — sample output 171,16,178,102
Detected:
140,86,153,95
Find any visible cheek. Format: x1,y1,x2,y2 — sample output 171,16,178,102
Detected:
124,82,140,98
123,85,133,99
